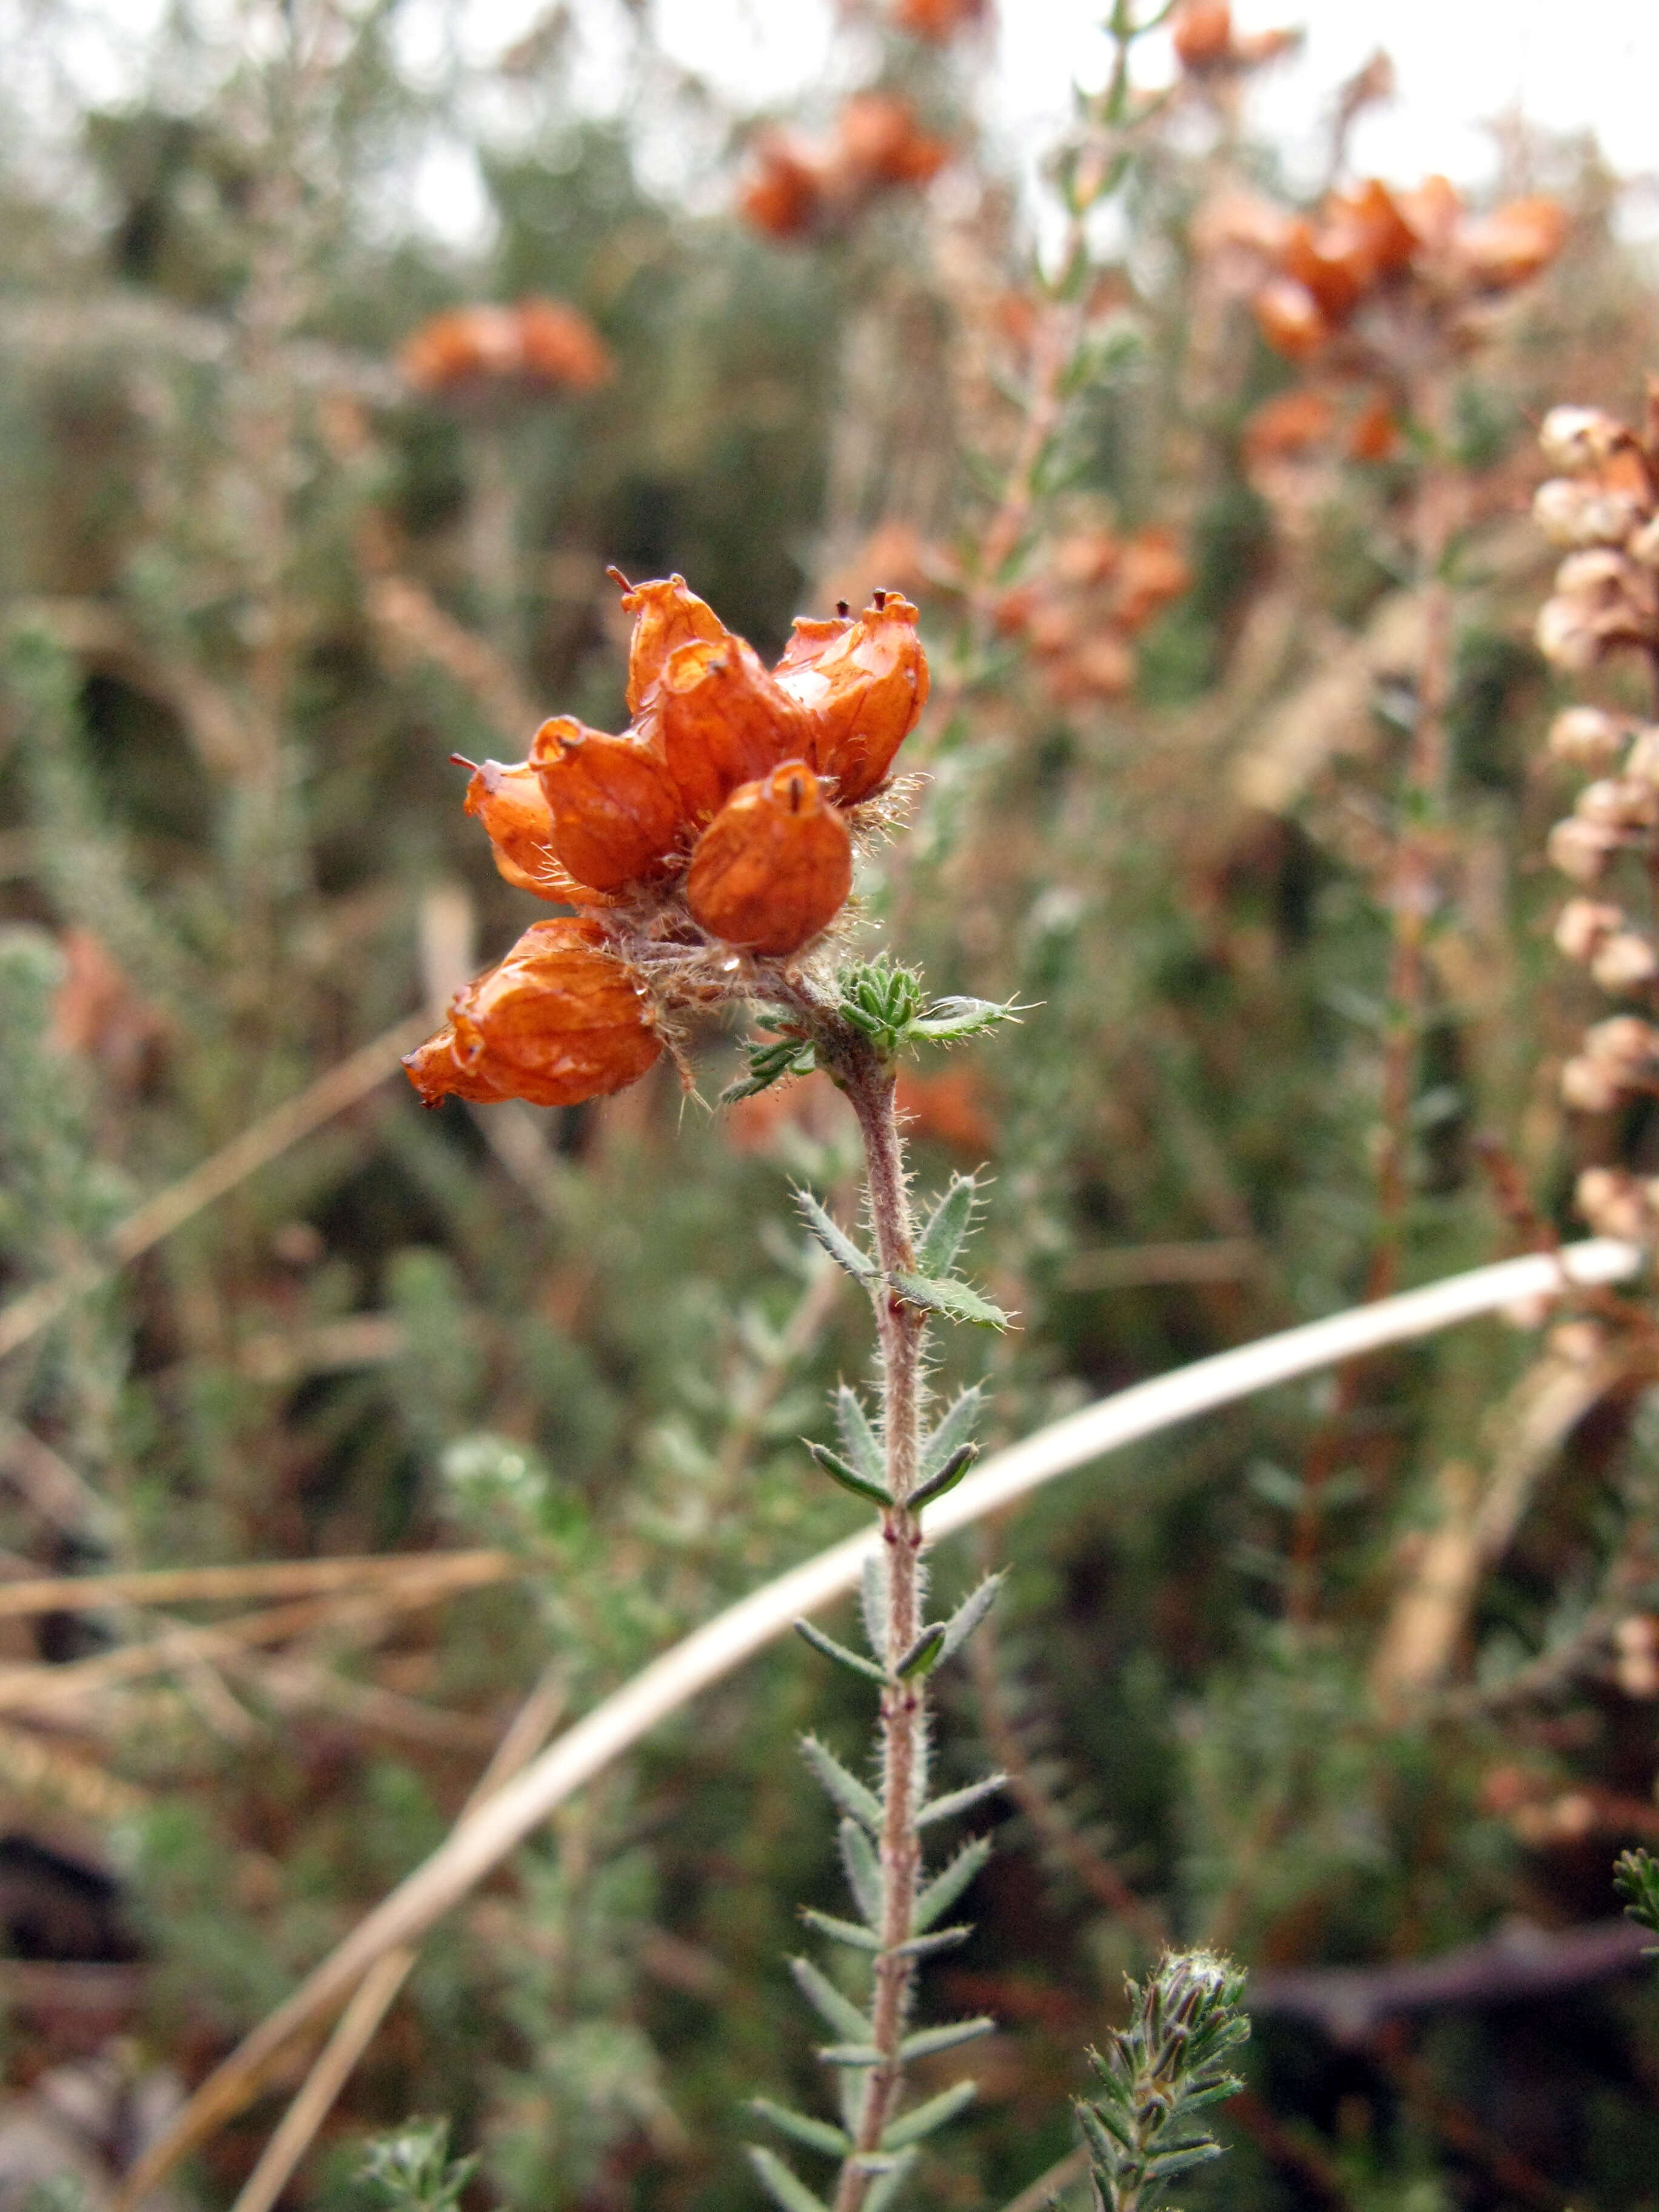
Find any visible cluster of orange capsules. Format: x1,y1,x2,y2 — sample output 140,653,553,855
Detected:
739,93,951,243
993,524,1190,705
1242,173,1567,366
399,297,613,403
1530,393,1659,1238
403,576,928,1111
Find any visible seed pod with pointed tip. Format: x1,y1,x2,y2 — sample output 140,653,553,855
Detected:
403,917,660,1109
685,762,853,955
774,592,929,804
461,760,605,903
529,717,686,891
659,635,814,825
615,573,727,721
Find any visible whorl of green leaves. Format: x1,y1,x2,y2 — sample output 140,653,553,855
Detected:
360,2119,479,2212
1077,1950,1248,2212
1615,1847,1659,1952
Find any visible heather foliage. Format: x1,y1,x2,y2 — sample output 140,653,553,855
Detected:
1,3,1659,2211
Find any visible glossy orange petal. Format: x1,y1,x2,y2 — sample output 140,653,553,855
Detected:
659,635,815,825
615,574,728,722
685,763,854,955
774,591,928,804
529,717,686,891
1459,196,1569,290
463,760,571,900
403,917,660,1109
1253,275,1329,360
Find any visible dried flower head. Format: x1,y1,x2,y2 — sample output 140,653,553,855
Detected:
405,579,930,1111
738,95,950,242
400,299,612,402
1245,175,1567,366
892,0,989,39
1171,0,1298,75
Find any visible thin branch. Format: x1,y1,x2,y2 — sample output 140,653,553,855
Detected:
112,1235,1640,2209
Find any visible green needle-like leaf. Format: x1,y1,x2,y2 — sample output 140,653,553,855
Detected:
749,2101,853,2160
801,1737,882,1832
879,2081,978,2150
747,2145,832,2212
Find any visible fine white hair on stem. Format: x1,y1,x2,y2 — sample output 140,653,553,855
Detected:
116,1234,1641,2209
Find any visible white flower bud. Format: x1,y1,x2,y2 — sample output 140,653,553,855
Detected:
1549,705,1628,767
1536,597,1600,672
1554,897,1624,962
1547,815,1620,881
1624,725,1659,782
1575,777,1657,829
1585,1013,1659,1072
1561,1055,1624,1111
1577,1165,1651,1238
1630,514,1659,568
1592,931,1659,991
1539,406,1626,473
1532,477,1644,548
1555,547,1631,598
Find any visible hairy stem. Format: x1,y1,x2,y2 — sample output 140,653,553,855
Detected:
836,1042,931,2212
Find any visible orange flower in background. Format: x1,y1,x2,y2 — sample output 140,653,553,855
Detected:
996,525,1190,704
893,0,990,39
407,577,930,1111
400,298,612,401
685,763,854,955
1247,175,1569,363
739,95,950,243
404,919,661,1108
1172,1,1299,76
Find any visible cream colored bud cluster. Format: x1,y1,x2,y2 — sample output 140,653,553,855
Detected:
1533,406,1659,675
1535,400,1659,1233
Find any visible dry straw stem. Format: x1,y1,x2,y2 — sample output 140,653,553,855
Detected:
0,1555,516,1719
0,1551,508,1620
113,1235,1640,2208
0,1013,430,1365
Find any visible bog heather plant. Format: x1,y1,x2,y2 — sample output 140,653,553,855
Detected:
396,568,1244,2210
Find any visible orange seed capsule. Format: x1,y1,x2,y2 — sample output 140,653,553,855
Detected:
462,759,565,897
659,635,814,825
403,917,660,1110
685,762,854,956
529,717,686,891
614,573,727,722
774,591,929,804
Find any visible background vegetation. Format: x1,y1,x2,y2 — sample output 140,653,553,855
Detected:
2,3,1659,2208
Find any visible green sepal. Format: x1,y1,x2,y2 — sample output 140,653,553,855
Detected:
919,1387,985,1485
839,1817,883,1926
937,1573,1004,1664
800,1736,882,1833
891,1922,973,1960
917,1174,979,1277
834,1387,886,1489
913,1835,991,1931
860,2148,919,2212
895,1624,946,1679
794,1191,876,1282
916,1772,1007,1829
910,1441,978,1510
909,995,1023,1044
805,1439,890,1507
746,2145,832,2212
880,2081,977,2151
899,2017,995,2061
890,1271,1012,1331
801,1908,880,1952
748,2101,853,2160
1143,2143,1225,2182
723,1036,815,1104
791,1957,873,2043
795,1618,888,1684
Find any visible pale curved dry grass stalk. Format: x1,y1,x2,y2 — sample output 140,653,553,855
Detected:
113,1236,1641,2210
